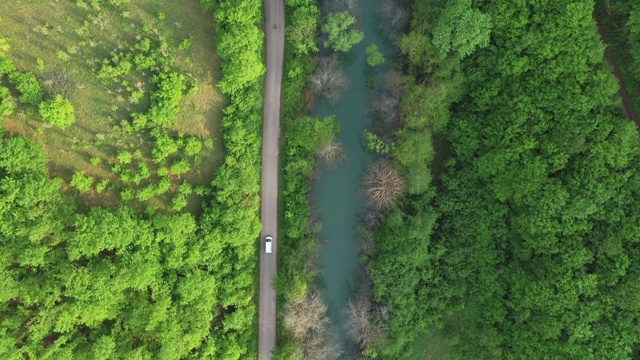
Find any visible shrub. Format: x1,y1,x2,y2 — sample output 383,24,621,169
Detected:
147,72,186,127
56,51,70,62
36,58,45,72
186,81,198,97
145,204,157,216
9,71,43,104
366,44,385,67
184,137,203,157
170,158,190,176
194,185,210,196
70,171,94,193
178,181,193,195
137,184,156,202
119,169,135,183
157,177,172,194
138,162,151,179
106,0,130,6
362,130,392,154
39,95,75,129
120,188,134,201
179,38,192,51
0,56,17,75
96,179,109,193
152,130,180,163
171,194,187,212
90,156,101,165
131,174,144,185
0,86,14,117
116,151,132,164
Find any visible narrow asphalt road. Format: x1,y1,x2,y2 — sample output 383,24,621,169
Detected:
259,0,284,359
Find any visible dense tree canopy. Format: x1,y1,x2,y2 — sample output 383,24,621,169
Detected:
614,1,640,79
431,0,491,60
0,135,226,359
368,0,640,358
0,0,266,358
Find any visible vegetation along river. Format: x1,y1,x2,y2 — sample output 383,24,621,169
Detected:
313,0,394,351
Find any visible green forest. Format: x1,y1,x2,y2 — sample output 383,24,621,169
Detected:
0,0,263,358
2,0,640,359
364,0,640,358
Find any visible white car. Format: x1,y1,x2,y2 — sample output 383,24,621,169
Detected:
265,236,273,254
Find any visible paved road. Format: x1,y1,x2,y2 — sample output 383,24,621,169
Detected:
259,0,284,359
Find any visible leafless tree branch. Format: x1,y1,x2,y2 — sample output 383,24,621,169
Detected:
377,0,410,33
363,159,405,211
316,138,347,169
310,56,349,105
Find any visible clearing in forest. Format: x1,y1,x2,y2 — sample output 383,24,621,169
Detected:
0,0,224,215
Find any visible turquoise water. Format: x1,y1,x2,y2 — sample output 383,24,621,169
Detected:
313,0,392,352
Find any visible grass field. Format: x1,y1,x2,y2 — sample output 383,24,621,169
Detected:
409,327,453,360
0,0,224,214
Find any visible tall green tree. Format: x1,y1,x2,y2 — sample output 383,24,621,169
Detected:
431,0,492,60
322,11,365,52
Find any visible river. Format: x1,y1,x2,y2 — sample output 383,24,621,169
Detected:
312,0,393,352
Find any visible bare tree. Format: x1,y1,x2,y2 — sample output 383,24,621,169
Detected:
310,56,349,105
41,70,75,98
371,71,408,127
344,275,389,352
377,0,410,32
345,296,386,349
284,291,330,340
383,70,409,98
355,222,377,255
305,236,323,278
372,92,401,126
347,346,375,360
321,0,360,14
346,297,372,346
305,328,343,360
284,289,343,360
337,0,361,15
316,138,346,168
363,159,405,211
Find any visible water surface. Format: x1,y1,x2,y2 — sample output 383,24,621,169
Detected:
313,0,392,352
